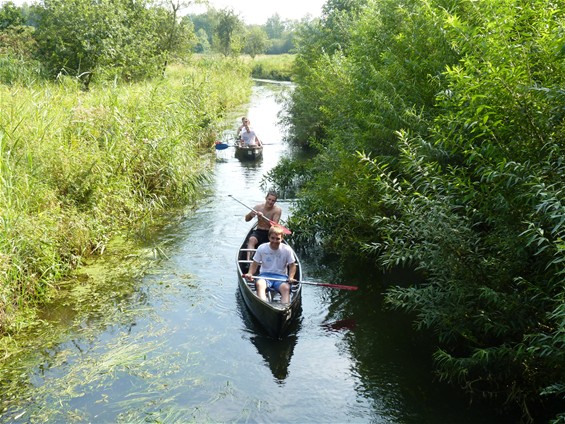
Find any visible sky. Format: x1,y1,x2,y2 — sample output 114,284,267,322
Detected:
187,0,327,25
3,0,327,25
5,0,326,25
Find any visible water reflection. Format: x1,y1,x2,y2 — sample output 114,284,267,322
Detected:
236,289,299,383
321,317,357,333
251,333,297,383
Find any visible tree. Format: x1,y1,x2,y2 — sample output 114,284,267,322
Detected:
265,13,284,38
243,26,268,58
194,27,211,53
213,8,244,56
282,0,364,146
0,1,24,29
0,2,36,60
271,0,565,421
264,15,297,54
153,0,198,68
33,0,174,86
188,10,216,49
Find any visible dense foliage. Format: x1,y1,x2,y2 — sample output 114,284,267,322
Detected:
0,0,196,87
0,58,252,336
0,0,308,86
188,9,302,56
271,0,565,421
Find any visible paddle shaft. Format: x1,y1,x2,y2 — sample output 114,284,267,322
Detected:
228,195,291,234
246,275,358,291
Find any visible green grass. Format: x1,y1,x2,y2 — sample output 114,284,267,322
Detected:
249,54,295,81
0,57,252,336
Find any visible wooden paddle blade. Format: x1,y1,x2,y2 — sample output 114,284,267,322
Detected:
318,283,358,290
301,281,358,290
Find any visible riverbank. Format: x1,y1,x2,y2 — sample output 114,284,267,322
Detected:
249,54,295,81
0,58,252,339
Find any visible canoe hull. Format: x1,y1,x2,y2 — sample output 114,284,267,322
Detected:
236,225,302,339
235,144,263,161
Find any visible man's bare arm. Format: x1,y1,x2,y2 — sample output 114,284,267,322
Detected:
271,207,282,223
287,262,296,281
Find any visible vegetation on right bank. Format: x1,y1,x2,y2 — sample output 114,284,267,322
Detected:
269,0,565,422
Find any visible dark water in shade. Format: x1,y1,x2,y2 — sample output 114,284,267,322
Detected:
0,82,510,423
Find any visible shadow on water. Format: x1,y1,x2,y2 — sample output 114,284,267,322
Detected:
235,289,299,384
301,252,520,424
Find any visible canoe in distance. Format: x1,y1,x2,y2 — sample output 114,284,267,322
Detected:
234,143,263,161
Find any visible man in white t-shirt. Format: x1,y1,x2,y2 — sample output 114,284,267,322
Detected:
243,226,296,304
239,119,262,146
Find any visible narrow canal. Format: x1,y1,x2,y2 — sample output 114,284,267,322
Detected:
1,82,505,423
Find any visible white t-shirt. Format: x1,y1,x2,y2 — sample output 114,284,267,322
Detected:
252,243,295,275
241,128,258,146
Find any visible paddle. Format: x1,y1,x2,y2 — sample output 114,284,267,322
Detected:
247,275,358,291
228,195,292,235
321,318,357,332
215,142,270,150
215,141,229,150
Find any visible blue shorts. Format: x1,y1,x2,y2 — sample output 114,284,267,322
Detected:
258,272,288,291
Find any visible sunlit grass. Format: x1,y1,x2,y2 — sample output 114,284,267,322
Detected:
0,236,209,422
248,54,295,81
0,57,252,336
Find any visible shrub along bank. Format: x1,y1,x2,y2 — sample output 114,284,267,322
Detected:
269,0,564,422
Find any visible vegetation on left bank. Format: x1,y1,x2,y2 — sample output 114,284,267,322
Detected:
0,0,258,337
0,58,252,336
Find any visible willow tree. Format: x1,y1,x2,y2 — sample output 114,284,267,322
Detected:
213,8,244,57
34,0,181,86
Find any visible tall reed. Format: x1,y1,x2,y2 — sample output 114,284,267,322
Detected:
0,57,252,335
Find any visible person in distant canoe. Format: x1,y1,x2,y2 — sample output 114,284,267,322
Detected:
239,118,262,147
236,116,247,137
244,191,282,258
243,225,297,304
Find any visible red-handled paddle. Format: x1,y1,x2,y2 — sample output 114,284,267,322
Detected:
245,275,358,291
229,195,292,235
